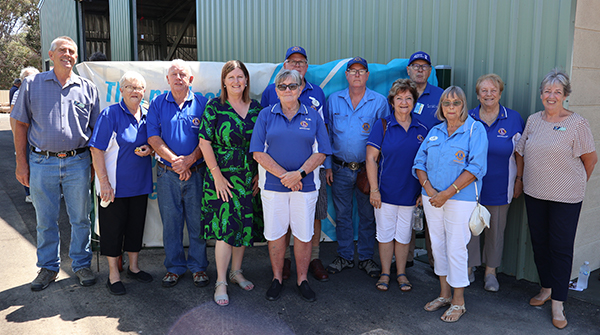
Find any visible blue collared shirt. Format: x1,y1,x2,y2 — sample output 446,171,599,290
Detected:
469,105,524,205
367,114,428,206
89,100,153,197
261,80,329,125
327,87,389,168
146,90,208,167
412,83,444,130
249,102,332,193
11,70,100,152
412,115,488,202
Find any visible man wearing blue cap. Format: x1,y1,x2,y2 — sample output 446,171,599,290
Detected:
405,51,443,269
325,57,388,277
261,46,330,282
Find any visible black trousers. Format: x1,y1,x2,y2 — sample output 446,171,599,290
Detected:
524,194,582,302
98,195,148,257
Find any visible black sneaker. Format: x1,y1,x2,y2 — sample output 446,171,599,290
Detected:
358,259,381,278
265,279,283,301
106,279,126,295
31,268,58,291
297,280,316,302
326,256,355,274
126,267,153,283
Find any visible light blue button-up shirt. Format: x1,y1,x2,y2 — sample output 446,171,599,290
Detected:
412,115,488,202
326,87,389,168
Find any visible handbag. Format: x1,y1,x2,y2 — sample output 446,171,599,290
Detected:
469,182,490,236
357,118,387,195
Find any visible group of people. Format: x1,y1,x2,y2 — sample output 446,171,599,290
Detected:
11,36,596,329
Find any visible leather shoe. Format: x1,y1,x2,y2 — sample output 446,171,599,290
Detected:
297,280,316,302
529,294,551,306
282,258,291,280
552,310,567,329
266,279,283,301
309,259,329,282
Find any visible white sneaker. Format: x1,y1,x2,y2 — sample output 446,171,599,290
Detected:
25,195,32,203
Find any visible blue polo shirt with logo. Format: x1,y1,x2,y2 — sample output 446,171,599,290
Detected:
261,80,329,125
412,83,444,130
89,100,153,198
412,115,488,202
367,114,428,206
249,102,332,193
146,90,208,167
469,105,524,205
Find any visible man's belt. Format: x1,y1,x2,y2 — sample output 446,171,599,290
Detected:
332,156,365,171
157,161,206,173
32,147,88,158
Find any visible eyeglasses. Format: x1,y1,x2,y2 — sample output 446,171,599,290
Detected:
347,69,367,76
409,64,431,71
285,60,308,67
441,100,463,107
276,83,300,91
123,85,144,93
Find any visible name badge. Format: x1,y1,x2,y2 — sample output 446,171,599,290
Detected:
414,103,424,115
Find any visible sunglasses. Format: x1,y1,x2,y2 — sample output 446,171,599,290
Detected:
276,83,300,91
441,100,463,107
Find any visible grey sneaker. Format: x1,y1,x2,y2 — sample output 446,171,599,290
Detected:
484,274,500,292
358,259,381,278
326,256,355,274
31,268,58,291
75,268,97,286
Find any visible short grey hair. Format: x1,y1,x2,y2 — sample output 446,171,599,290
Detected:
168,59,192,76
539,68,571,97
50,36,77,53
436,86,469,122
119,71,146,89
274,69,302,87
20,67,40,80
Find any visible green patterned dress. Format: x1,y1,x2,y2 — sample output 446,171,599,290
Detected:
199,98,264,246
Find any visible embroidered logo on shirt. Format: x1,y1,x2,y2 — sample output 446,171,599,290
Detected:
192,117,200,127
299,120,310,130
417,134,424,142
454,150,465,164
553,126,566,131
362,123,370,133
498,128,507,136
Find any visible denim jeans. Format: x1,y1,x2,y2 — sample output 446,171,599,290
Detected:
29,150,93,273
156,165,208,274
331,162,376,261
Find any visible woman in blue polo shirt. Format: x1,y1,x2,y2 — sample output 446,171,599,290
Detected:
467,74,524,292
366,79,428,292
413,86,488,323
89,71,154,295
250,69,332,303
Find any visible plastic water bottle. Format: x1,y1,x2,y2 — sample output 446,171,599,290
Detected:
576,261,590,290
412,206,424,231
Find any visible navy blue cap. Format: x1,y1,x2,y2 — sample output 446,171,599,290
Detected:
346,57,368,71
285,46,307,60
408,51,432,65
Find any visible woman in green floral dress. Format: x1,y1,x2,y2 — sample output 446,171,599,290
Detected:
198,60,263,306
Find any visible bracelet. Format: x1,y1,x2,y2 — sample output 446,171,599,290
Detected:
451,183,460,193
371,188,379,193
516,175,523,181
210,165,218,172
422,179,428,187
99,175,109,180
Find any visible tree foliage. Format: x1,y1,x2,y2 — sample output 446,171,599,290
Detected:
0,0,41,90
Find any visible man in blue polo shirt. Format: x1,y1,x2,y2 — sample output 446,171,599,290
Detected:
405,51,443,269
147,59,209,288
326,57,388,277
12,36,100,291
261,46,330,282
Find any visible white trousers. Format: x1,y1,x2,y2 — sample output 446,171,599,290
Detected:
374,202,414,244
422,195,475,288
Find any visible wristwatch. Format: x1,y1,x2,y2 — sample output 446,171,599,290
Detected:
298,168,307,178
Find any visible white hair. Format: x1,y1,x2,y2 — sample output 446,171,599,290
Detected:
167,59,192,76
119,71,146,89
20,67,40,80
49,36,77,53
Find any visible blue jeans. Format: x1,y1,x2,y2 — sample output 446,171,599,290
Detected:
331,162,376,261
156,165,208,274
29,150,93,273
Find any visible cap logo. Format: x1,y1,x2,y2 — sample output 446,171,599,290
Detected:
354,57,362,61
292,47,301,51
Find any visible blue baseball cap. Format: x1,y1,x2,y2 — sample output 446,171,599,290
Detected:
347,56,368,71
408,51,432,65
285,46,307,60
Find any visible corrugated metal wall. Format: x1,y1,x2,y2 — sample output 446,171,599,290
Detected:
196,0,577,282
40,0,79,64
109,0,133,61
